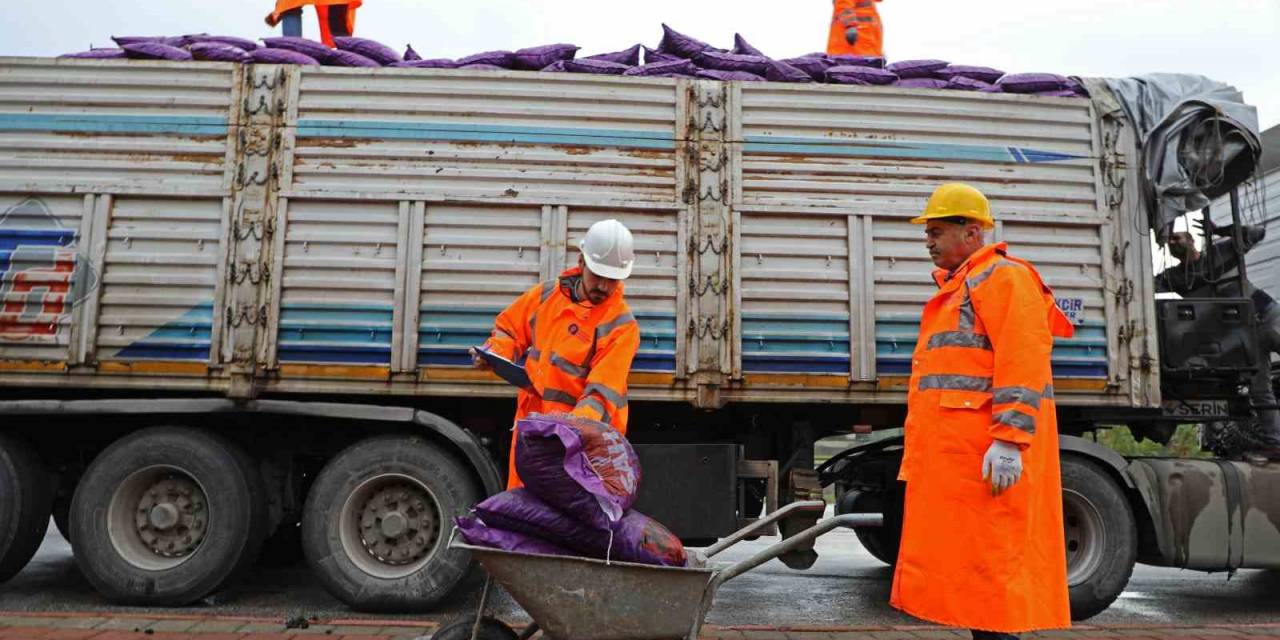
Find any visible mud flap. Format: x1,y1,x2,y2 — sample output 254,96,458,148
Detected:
778,468,824,569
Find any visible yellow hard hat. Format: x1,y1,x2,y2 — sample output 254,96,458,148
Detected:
911,183,994,229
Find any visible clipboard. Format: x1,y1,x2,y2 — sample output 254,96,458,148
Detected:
474,347,533,391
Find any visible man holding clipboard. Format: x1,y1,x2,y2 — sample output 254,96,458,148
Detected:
471,219,641,489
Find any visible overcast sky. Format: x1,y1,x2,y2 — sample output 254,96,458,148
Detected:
4,0,1278,129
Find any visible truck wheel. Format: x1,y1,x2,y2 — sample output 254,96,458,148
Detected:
1061,456,1137,621
69,427,267,605
302,436,481,612
838,490,899,566
0,433,54,584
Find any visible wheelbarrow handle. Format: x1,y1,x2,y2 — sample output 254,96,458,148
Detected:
702,500,827,559
712,513,883,586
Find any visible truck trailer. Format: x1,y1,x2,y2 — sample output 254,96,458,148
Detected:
0,57,1274,618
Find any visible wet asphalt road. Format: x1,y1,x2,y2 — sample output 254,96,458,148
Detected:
2,519,1278,627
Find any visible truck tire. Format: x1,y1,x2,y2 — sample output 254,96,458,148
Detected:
0,433,54,584
837,490,899,566
302,435,481,612
53,490,72,545
69,427,268,605
1061,456,1137,621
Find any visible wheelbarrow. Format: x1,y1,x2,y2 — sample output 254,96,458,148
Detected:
433,500,882,640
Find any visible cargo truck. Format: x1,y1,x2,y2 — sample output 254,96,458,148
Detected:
0,57,1274,618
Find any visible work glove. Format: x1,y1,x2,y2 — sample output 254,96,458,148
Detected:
981,439,1023,496
844,27,860,45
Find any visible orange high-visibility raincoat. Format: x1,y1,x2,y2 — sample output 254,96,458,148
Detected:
483,266,640,489
891,243,1074,633
266,0,362,46
827,0,883,57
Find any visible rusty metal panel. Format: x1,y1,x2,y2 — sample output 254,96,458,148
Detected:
0,58,236,196
738,212,851,375
0,194,93,363
285,68,680,207
417,204,543,368
93,197,223,362
275,199,400,366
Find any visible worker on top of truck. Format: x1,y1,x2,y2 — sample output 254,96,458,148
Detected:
471,219,641,489
827,0,883,57
1157,223,1280,460
891,183,1074,640
265,0,361,46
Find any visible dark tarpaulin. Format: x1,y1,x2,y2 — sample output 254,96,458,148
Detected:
1099,74,1260,239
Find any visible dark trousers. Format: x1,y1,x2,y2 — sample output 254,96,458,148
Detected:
971,632,1019,640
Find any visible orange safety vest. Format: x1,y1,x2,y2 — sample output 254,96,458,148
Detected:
890,243,1074,633
483,266,640,489
266,0,362,47
827,0,883,57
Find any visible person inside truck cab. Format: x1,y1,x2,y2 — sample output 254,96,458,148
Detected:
892,183,1074,640
470,219,641,489
1157,223,1280,461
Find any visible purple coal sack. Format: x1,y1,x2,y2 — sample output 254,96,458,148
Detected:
656,23,716,58
563,59,631,75
403,45,422,61
732,33,765,57
261,37,333,62
334,36,401,65
945,76,996,92
541,60,568,72
392,58,459,69
936,64,1004,84
515,413,640,530
60,49,127,59
764,59,813,83
324,49,381,68
826,65,897,85
455,516,572,557
885,59,948,79
189,43,253,63
697,69,764,82
826,54,885,69
584,44,642,66
460,63,506,71
188,35,258,51
642,46,681,65
251,48,320,65
997,72,1070,94
473,490,688,567
121,43,193,61
457,50,516,68
694,51,770,75
781,56,831,81
895,77,948,89
513,44,580,70
623,58,696,77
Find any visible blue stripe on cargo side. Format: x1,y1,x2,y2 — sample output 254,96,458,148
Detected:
743,135,1085,164
0,113,228,136
277,346,392,364
297,120,675,150
114,303,215,361
874,314,1109,378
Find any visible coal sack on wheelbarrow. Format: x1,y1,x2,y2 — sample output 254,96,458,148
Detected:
455,412,687,567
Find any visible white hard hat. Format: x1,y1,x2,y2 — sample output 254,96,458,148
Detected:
579,219,635,280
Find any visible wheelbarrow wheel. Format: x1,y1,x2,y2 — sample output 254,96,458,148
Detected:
431,615,518,640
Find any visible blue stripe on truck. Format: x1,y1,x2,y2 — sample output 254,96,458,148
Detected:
0,113,228,136
743,135,1085,164
296,120,675,150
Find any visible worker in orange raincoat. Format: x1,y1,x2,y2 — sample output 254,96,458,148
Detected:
891,183,1073,639
472,219,641,489
265,0,362,47
827,0,883,57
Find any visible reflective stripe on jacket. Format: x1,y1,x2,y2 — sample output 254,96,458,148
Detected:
483,266,640,488
827,0,884,57
890,242,1074,633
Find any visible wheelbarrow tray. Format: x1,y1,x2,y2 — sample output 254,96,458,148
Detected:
457,543,714,640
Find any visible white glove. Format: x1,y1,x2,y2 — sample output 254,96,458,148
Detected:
982,440,1023,495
